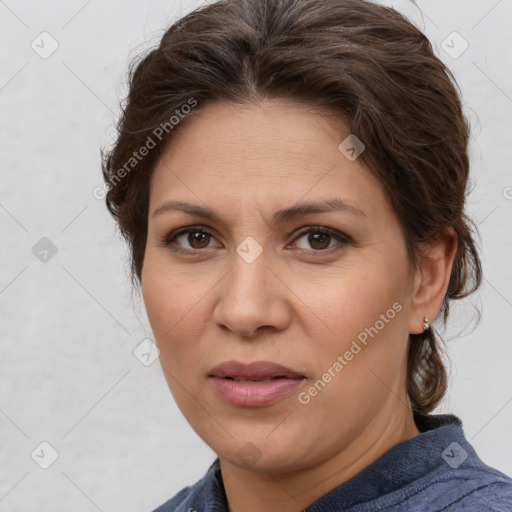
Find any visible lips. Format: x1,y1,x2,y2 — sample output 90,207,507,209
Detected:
209,360,304,380
208,360,306,407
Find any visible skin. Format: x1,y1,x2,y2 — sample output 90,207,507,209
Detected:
141,99,457,512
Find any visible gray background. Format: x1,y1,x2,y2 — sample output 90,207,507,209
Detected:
0,0,511,510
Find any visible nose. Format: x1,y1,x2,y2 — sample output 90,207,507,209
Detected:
211,251,292,339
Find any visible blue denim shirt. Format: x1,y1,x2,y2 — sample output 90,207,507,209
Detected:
152,413,512,511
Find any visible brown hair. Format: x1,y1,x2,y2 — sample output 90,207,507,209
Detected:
102,0,482,415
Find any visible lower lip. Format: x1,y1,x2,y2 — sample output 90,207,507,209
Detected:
209,377,305,407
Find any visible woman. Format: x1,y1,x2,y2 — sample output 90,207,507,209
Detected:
101,0,512,510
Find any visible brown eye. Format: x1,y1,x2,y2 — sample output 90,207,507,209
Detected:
162,226,220,254
307,232,331,250
293,227,348,252
187,231,211,249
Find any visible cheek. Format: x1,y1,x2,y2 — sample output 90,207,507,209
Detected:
141,260,208,413
141,253,217,373
304,260,406,337
301,254,411,390
142,255,191,349
141,266,171,340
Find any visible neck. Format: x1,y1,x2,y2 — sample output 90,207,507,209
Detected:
220,406,420,512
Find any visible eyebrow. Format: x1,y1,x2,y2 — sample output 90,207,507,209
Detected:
152,198,367,225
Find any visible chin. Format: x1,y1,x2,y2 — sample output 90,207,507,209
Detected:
205,426,316,473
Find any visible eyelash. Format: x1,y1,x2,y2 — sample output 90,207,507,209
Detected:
160,225,351,256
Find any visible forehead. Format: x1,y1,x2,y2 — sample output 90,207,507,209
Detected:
156,99,348,172
149,100,389,223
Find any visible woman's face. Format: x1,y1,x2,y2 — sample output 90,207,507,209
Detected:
142,99,420,472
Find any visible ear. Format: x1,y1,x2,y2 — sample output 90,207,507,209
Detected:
409,227,458,335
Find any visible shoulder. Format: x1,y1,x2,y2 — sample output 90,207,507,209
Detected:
413,435,512,511
461,479,512,511
370,414,512,512
151,459,225,512
151,482,199,512
419,466,512,511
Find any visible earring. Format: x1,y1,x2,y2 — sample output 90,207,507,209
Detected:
422,316,430,331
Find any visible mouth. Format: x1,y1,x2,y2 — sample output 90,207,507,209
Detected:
208,360,306,407
222,377,284,382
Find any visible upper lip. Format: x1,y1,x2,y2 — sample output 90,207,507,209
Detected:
208,360,305,380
